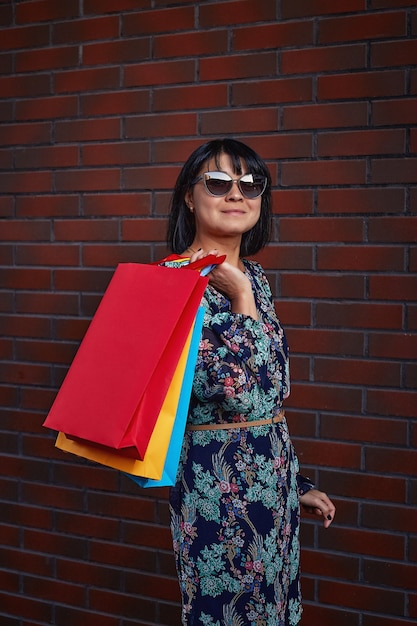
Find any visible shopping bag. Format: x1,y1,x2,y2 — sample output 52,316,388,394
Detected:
126,305,204,487
43,259,220,459
55,306,204,482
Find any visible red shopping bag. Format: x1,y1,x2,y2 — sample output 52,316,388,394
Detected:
43,258,222,459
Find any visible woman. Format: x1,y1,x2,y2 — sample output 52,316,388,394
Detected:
163,139,335,626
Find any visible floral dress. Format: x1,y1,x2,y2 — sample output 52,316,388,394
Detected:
165,258,313,626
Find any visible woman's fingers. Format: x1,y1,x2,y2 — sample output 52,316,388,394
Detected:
299,489,336,528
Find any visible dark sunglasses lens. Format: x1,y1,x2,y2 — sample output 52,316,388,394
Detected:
240,176,266,198
205,175,232,196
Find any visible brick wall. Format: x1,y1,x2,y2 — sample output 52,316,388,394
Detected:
1,1,416,624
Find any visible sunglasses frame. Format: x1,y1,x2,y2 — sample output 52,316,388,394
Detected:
192,171,267,199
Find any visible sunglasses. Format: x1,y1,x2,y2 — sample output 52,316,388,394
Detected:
192,171,267,199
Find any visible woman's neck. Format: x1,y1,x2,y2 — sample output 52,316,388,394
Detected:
188,238,242,268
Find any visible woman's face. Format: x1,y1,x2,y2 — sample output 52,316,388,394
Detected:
185,153,262,243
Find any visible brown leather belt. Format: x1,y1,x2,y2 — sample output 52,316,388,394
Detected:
187,409,285,431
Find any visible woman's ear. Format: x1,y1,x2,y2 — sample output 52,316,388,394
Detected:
185,190,194,212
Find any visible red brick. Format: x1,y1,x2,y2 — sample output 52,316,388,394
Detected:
319,579,404,615
372,158,417,184
368,216,417,242
16,45,79,72
282,0,364,18
15,244,80,267
250,134,313,160
233,77,312,106
318,129,405,157
55,67,120,94
0,197,14,217
201,108,279,135
373,0,416,5
82,89,150,116
370,275,417,301
318,70,405,100
201,52,277,82
405,362,417,389
16,292,79,316
83,38,151,65
274,300,312,327
123,520,174,551
302,548,359,580
54,268,112,292
253,245,313,270
16,0,79,23
0,121,51,146
123,6,193,34
367,388,416,418
200,0,275,26
288,328,364,356
363,501,417,534
82,141,149,166
0,314,51,339
318,188,405,214
369,332,417,359
319,11,406,43
371,39,417,67
55,509,118,540
154,30,228,58
373,98,417,126
0,362,50,386
407,304,417,330
0,24,49,50
411,128,417,153
154,84,227,111
363,615,417,626
233,21,314,51
316,302,403,329
272,189,314,214
1,220,50,242
24,575,85,605
89,587,156,620
15,95,78,121
15,145,78,169
54,219,118,242
53,15,119,44
281,160,366,186
320,414,407,446
320,525,405,560
83,193,151,216
55,169,120,192
301,603,359,626
123,166,179,191
153,139,210,164
84,0,149,14
82,244,151,267
57,557,122,588
0,3,12,26
125,112,197,138
0,590,52,622
122,218,168,242
317,245,405,271
284,102,368,130
0,74,51,98
280,217,363,242
16,195,79,217
294,435,362,466
125,59,194,87
317,356,400,387
282,44,366,74
55,118,121,142
366,446,417,477
0,267,51,289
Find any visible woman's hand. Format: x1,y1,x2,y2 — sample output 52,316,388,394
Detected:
190,248,258,319
299,489,336,529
